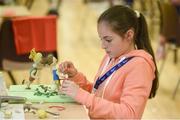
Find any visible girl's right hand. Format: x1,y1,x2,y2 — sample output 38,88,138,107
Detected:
58,61,77,78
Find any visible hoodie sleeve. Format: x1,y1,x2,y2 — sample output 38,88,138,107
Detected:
70,72,93,92
70,55,108,93
74,57,155,119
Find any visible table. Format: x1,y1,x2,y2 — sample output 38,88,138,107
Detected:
25,103,90,119
7,85,90,119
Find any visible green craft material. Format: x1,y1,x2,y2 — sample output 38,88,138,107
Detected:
8,85,75,103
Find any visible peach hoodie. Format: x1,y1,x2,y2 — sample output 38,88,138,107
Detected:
70,50,155,119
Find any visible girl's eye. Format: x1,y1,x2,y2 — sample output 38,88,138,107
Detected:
106,39,112,42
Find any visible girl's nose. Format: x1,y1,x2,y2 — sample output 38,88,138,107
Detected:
101,41,107,49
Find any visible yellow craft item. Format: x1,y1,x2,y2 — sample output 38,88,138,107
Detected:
4,110,12,119
29,48,36,60
37,109,47,119
29,48,42,63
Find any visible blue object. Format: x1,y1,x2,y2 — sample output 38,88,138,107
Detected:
53,69,59,80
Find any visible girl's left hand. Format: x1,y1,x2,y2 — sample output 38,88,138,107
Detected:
60,80,79,98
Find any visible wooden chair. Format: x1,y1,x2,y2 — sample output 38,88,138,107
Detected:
157,0,180,99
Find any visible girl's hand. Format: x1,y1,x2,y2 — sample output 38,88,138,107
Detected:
60,80,79,98
58,61,77,78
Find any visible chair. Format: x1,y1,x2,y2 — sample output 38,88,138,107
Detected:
158,0,180,65
47,0,61,16
157,0,180,99
0,16,58,85
83,0,111,5
14,0,35,10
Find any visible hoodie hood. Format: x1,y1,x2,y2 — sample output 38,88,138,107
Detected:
108,49,155,73
124,49,156,72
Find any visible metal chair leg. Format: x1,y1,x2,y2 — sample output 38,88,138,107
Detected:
173,48,178,64
159,57,166,76
7,71,16,85
172,78,180,99
25,0,34,10
158,47,170,78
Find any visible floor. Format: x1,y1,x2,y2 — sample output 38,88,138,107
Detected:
1,0,180,119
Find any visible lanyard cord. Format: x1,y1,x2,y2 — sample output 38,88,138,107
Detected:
93,56,134,91
101,57,125,98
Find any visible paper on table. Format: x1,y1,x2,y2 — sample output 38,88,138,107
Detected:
0,104,25,120
9,85,39,92
8,85,75,103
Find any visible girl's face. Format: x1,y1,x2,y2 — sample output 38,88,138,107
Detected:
97,21,134,58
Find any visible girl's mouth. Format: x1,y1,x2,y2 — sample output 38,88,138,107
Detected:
106,51,110,54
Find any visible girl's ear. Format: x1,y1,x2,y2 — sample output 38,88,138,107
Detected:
124,29,134,43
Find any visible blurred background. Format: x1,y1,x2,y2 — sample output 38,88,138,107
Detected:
0,0,180,119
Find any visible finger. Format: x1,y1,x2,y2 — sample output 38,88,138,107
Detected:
59,61,69,73
59,63,65,72
64,61,73,70
59,88,68,94
62,62,71,73
61,80,71,88
59,83,69,91
63,80,74,85
66,61,72,68
60,85,72,94
60,86,68,91
59,78,68,80
60,88,71,96
61,83,68,89
61,62,67,72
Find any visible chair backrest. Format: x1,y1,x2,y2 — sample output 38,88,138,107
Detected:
12,15,57,55
0,16,58,71
157,0,180,45
0,19,30,70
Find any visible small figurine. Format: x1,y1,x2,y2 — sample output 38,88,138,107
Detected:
26,48,58,89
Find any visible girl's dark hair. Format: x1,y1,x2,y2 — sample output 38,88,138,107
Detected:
98,5,158,99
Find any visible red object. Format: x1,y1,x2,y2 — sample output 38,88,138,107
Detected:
12,16,57,55
49,105,65,111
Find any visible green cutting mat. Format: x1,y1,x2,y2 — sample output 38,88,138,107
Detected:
8,85,75,103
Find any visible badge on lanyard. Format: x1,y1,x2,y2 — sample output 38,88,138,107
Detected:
93,56,134,93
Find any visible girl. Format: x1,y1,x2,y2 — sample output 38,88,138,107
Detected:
59,5,158,119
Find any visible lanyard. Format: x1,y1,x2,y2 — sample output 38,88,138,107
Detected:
93,56,134,90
